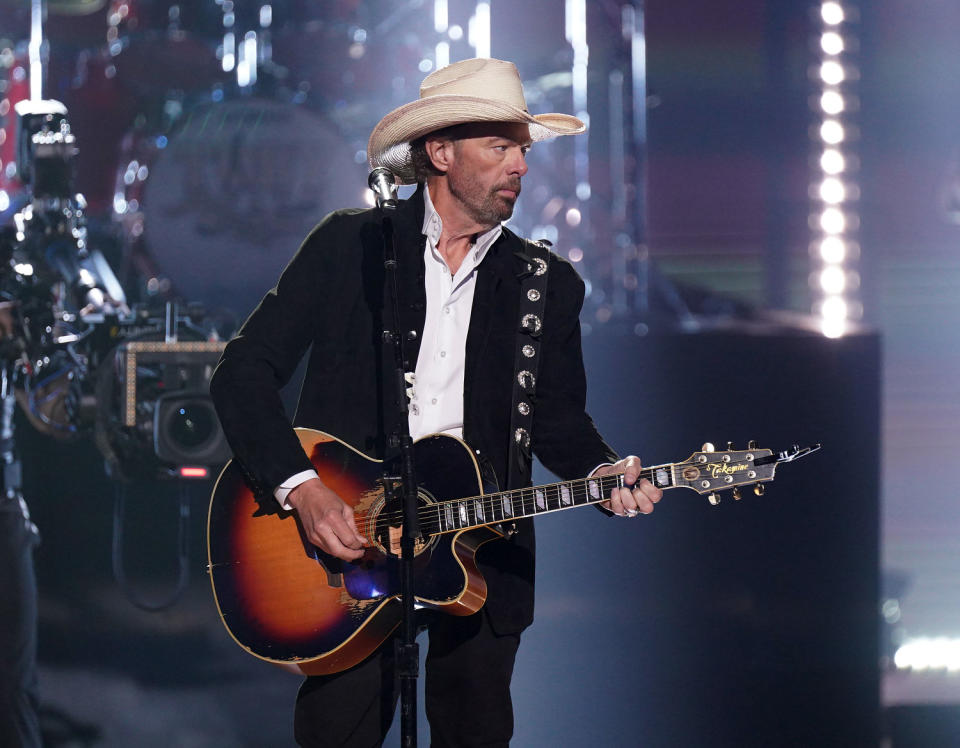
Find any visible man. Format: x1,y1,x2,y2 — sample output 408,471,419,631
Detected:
210,57,662,747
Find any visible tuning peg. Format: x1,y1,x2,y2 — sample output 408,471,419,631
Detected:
702,442,715,453
748,439,757,450
754,483,765,496
732,487,742,501
707,492,721,506
727,441,734,450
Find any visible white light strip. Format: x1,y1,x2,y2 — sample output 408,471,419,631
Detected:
29,0,43,100
895,637,960,672
468,2,491,58
435,0,449,33
811,2,859,339
436,41,450,70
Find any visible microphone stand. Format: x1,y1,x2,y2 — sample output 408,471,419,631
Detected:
372,174,421,747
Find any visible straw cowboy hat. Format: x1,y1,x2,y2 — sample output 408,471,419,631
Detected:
367,57,586,185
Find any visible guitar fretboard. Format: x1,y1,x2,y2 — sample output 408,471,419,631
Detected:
425,464,676,536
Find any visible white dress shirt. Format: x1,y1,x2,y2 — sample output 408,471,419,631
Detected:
275,185,501,507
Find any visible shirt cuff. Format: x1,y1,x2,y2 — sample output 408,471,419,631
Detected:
588,462,614,478
274,469,319,511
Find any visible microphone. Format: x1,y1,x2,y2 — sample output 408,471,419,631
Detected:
368,167,399,210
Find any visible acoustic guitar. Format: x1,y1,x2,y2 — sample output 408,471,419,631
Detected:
207,428,818,675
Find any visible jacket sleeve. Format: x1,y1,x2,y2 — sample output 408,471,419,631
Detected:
530,256,619,481
209,212,347,497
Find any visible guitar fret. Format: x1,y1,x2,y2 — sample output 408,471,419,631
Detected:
431,463,678,536
653,465,673,489
444,503,455,531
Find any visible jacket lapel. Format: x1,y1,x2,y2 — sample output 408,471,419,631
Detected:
464,231,522,430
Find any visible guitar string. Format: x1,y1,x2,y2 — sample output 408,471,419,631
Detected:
358,470,662,537
357,478,622,537
359,461,770,539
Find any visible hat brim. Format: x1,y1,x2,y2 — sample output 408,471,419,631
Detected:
368,94,585,185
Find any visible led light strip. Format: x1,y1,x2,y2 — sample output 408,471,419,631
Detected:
811,2,860,338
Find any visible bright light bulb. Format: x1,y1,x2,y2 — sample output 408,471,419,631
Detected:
822,2,845,25
820,148,846,174
821,316,847,338
820,266,846,294
820,119,845,144
822,295,848,320
820,60,845,85
820,207,846,233
821,90,845,115
821,31,844,55
820,236,846,263
820,177,846,204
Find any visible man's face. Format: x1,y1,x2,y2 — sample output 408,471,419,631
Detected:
441,122,532,228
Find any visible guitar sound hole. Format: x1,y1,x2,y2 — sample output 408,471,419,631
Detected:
370,491,437,558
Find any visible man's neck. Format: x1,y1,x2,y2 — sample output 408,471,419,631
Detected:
426,177,495,275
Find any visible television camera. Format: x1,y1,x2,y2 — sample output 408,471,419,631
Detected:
0,100,230,480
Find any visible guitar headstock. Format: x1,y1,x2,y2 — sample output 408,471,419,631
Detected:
675,441,776,505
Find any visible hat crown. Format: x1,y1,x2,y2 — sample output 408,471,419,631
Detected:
419,58,528,112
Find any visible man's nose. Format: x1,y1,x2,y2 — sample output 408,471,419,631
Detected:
508,148,529,176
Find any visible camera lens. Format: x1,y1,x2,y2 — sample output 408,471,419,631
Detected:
168,400,216,450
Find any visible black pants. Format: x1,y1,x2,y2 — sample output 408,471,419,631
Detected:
294,609,521,747
0,494,41,748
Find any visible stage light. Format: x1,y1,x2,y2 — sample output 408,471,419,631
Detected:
469,2,491,59
820,90,845,115
820,148,846,174
894,637,960,672
436,42,449,69
819,60,845,85
820,266,846,294
0,190,8,212
820,207,846,234
819,177,846,204
435,0,448,33
821,31,845,55
811,2,858,338
179,466,209,479
820,119,845,144
820,237,846,263
822,2,845,25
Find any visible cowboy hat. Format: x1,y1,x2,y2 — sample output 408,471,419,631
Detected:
367,57,585,185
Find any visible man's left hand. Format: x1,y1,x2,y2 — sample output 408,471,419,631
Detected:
596,456,663,516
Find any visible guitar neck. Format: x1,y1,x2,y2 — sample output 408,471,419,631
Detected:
427,464,677,536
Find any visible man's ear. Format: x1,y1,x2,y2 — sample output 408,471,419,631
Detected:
424,137,454,174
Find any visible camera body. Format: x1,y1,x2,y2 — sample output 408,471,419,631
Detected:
2,101,231,479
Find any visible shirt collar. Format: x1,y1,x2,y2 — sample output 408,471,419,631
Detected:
422,183,502,266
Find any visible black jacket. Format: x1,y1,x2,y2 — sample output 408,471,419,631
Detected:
210,186,616,633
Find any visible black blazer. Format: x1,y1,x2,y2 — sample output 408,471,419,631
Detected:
210,187,617,633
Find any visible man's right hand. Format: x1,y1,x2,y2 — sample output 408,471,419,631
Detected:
288,478,368,561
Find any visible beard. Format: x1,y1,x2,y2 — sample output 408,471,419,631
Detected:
447,168,521,228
